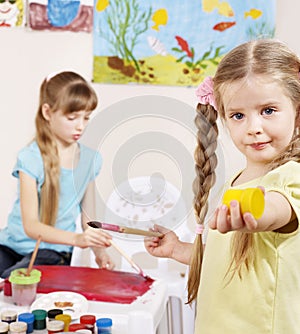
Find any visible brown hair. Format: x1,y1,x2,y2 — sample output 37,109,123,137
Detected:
35,71,98,226
188,39,300,303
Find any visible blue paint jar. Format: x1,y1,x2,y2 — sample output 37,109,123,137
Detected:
96,318,112,334
17,313,34,334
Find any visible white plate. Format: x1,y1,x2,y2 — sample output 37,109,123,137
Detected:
30,291,88,319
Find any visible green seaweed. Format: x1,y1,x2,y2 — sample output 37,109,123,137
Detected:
97,0,152,72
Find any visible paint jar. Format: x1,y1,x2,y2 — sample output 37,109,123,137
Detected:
1,310,17,323
9,269,41,306
0,321,9,334
32,309,47,330
96,318,112,334
47,309,63,321
17,313,34,334
46,320,64,334
69,324,87,332
55,314,71,331
222,187,265,219
9,321,27,334
80,315,96,333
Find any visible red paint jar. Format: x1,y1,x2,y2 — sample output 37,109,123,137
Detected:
80,315,96,333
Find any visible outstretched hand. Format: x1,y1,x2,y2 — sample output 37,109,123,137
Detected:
209,200,258,233
144,224,179,259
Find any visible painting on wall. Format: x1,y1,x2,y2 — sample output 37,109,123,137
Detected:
93,0,276,86
0,0,26,27
28,0,93,32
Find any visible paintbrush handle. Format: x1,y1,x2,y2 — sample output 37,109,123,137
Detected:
120,227,163,238
109,240,142,275
26,235,42,276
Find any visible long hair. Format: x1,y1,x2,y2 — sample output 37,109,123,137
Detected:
35,71,98,226
188,39,300,303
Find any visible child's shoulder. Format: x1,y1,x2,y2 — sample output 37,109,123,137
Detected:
17,141,42,160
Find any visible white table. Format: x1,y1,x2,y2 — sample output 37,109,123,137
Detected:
0,279,169,334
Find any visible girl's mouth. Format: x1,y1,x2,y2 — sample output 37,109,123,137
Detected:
250,142,269,150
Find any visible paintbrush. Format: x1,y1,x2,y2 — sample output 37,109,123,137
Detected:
109,239,148,279
87,221,163,238
26,235,42,276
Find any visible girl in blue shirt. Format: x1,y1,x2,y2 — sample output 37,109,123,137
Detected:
0,71,114,278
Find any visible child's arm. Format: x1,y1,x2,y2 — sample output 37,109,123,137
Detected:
209,190,295,233
80,181,115,269
144,224,193,265
20,171,111,248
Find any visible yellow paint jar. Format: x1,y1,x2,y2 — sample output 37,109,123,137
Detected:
222,187,264,219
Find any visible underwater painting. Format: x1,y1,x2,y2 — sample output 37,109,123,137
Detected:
28,0,93,32
93,0,276,86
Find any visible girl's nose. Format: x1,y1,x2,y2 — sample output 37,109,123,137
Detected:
247,116,263,135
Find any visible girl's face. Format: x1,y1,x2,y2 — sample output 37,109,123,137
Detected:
44,107,91,147
222,75,298,167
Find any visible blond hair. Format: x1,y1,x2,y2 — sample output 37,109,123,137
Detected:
35,71,98,226
188,39,300,303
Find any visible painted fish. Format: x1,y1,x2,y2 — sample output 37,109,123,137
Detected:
175,36,193,58
244,8,262,20
202,0,234,17
96,0,109,12
152,8,168,31
147,36,168,56
213,21,236,32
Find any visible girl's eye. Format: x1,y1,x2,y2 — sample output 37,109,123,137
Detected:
67,116,76,120
231,113,244,120
262,107,275,116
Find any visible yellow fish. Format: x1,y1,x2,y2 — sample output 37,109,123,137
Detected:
152,9,168,31
244,8,262,19
202,0,234,17
96,0,109,12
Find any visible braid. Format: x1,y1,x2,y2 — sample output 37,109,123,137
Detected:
187,103,218,303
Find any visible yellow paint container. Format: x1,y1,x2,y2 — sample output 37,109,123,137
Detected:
222,188,265,219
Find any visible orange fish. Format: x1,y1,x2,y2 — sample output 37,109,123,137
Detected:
213,21,236,32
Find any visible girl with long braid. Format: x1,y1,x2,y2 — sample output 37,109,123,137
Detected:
0,71,114,278
145,39,300,333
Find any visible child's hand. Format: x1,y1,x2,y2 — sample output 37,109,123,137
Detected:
208,200,258,233
144,224,179,258
93,247,115,270
75,227,112,248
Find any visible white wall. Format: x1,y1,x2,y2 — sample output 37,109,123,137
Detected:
0,0,297,229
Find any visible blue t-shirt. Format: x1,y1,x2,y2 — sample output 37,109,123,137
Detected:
0,141,102,255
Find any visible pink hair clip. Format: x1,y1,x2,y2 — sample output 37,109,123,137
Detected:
195,224,204,235
195,76,217,110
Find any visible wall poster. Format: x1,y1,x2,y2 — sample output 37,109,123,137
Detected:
93,0,276,86
28,0,93,32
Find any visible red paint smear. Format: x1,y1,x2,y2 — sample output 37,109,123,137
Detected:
34,265,154,304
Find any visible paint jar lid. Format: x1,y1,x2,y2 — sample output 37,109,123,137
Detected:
47,309,63,319
80,315,96,325
9,322,27,333
55,314,71,324
69,324,87,332
46,320,65,331
9,269,41,285
32,309,47,320
0,322,9,332
96,318,112,328
1,310,17,322
18,313,34,323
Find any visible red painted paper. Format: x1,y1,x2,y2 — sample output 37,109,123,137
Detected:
34,265,154,304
